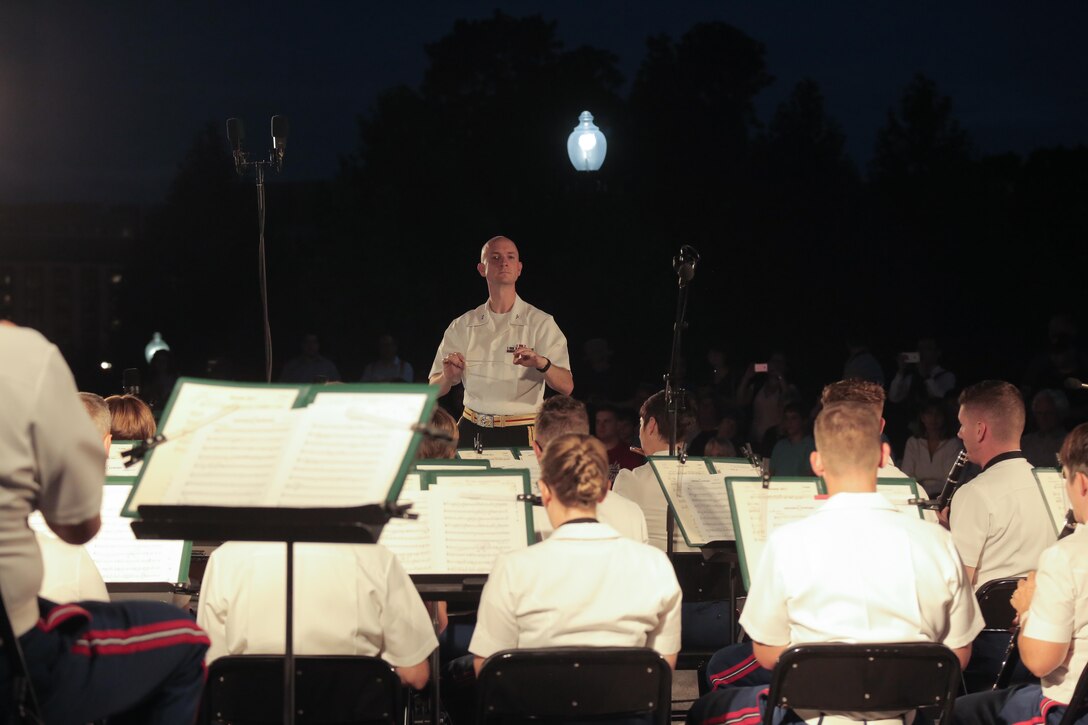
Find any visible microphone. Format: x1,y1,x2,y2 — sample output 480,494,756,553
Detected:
673,245,700,286
1065,377,1088,391
271,115,288,171
226,117,246,174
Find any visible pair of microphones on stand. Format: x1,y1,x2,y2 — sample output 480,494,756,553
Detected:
226,115,288,174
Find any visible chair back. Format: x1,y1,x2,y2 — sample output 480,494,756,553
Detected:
202,655,400,725
0,579,43,724
763,642,961,725
476,647,671,725
976,578,1023,631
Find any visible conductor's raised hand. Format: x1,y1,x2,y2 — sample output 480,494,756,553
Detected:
441,352,466,383
512,345,543,369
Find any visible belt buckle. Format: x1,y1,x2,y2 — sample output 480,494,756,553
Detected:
478,413,495,428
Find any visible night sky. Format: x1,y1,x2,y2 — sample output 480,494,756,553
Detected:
2,2,1086,204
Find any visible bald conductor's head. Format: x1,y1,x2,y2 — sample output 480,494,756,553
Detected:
810,402,884,489
480,236,517,262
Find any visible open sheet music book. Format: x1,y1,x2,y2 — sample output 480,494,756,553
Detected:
457,448,520,462
107,441,141,478
650,458,751,547
412,460,490,472
726,476,826,590
32,481,190,584
122,379,436,517
1034,467,1071,537
876,478,927,521
378,470,533,574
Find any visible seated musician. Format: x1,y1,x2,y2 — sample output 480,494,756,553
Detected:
953,422,1088,724
532,395,648,543
688,402,983,724
197,529,438,687
469,433,682,673
951,381,1056,691
706,379,917,690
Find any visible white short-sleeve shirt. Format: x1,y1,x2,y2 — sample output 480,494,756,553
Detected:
532,492,648,545
428,295,570,416
740,492,984,651
1,326,105,634
36,532,109,604
611,456,697,553
197,542,438,668
1023,525,1088,704
950,455,1056,589
469,522,682,659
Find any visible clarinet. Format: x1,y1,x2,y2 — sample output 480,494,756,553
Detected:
995,509,1078,690
910,449,969,510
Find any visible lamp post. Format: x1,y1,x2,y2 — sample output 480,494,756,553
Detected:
566,111,607,171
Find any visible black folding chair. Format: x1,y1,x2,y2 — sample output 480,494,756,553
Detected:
0,580,43,725
476,647,672,725
763,643,962,725
976,577,1025,690
201,655,401,725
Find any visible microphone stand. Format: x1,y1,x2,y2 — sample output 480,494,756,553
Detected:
663,246,699,555
228,116,286,383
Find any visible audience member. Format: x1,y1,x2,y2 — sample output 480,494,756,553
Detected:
901,400,963,497
769,403,815,476
593,404,645,478
361,333,414,383
889,337,957,404
280,332,341,383
1021,389,1070,468
842,335,885,386
738,353,798,450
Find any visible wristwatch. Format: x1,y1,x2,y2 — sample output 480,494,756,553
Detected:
536,358,552,373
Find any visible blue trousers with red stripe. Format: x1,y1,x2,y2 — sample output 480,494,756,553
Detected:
953,683,1087,724
1,598,209,725
705,642,772,691
685,686,803,725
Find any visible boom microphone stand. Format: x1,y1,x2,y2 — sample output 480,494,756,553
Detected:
226,115,288,383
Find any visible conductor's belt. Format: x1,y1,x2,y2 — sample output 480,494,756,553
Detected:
463,407,535,428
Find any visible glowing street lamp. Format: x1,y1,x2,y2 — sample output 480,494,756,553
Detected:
567,111,607,171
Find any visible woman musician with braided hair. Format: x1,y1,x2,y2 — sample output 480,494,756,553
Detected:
954,422,1088,724
468,433,683,674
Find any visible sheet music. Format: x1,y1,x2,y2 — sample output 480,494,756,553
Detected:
488,456,542,495
382,483,528,574
457,449,517,461
652,460,737,545
414,463,489,471
133,389,429,510
727,477,823,589
430,486,528,573
126,381,301,511
877,480,924,520
106,443,141,478
1035,468,1070,536
31,485,187,583
379,488,434,573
